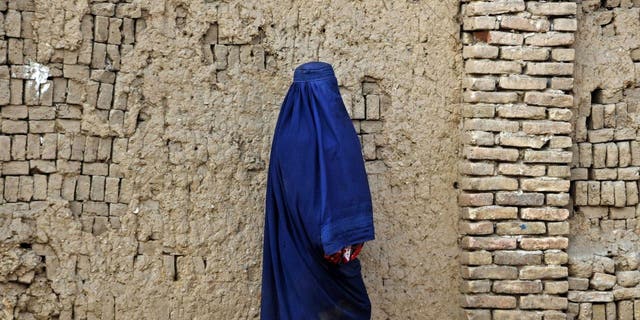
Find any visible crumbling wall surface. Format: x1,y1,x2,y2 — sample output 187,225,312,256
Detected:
568,1,640,318
0,0,462,319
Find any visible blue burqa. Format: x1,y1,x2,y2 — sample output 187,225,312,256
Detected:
261,61,375,320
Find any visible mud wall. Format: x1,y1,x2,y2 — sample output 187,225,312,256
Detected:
0,0,463,319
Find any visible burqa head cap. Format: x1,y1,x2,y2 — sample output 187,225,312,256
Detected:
293,61,336,82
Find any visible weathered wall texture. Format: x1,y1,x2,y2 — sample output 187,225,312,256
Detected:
0,0,462,319
568,0,640,318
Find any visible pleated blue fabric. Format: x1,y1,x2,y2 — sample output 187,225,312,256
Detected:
260,61,375,320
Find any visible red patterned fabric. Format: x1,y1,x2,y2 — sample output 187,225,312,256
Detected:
323,243,364,264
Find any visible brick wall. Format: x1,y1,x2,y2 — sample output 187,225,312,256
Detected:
459,1,577,319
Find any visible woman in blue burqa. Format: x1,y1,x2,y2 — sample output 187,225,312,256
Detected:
261,61,376,320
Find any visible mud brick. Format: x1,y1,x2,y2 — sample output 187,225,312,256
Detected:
601,181,615,205
106,44,120,70
464,146,519,161
618,300,634,320
0,136,10,161
464,91,518,104
590,104,605,129
30,160,55,173
550,165,573,180
524,91,573,108
460,176,518,190
8,38,23,64
461,280,492,294
496,221,546,235
545,251,568,265
617,141,632,168
59,176,75,201
493,280,543,295
579,206,607,219
2,120,27,133
29,120,54,133
462,131,494,147
97,83,114,109
461,251,493,266
0,41,5,64
613,288,640,300
462,294,517,309
613,181,626,207
521,178,570,192
30,174,46,201
57,105,82,120
463,16,498,30
7,80,21,106
526,32,574,47
465,1,525,16
17,176,32,201
118,178,131,203
521,266,568,280
90,70,116,84
462,265,518,280
527,2,577,15
2,105,27,119
550,77,573,90
625,181,638,205
459,192,494,206
0,178,4,203
501,16,549,32
69,135,86,160
26,134,39,159
571,167,588,180
610,206,634,219
495,191,544,206
462,205,518,220
106,204,127,218
104,177,119,203
463,44,499,59
0,79,9,105
91,2,115,16
482,31,524,45
567,291,613,303
4,176,19,202
461,237,518,251
5,10,21,38
84,201,109,216
94,16,109,42
51,78,67,103
494,250,543,266
520,237,568,250
548,221,570,235
28,106,55,120
90,176,105,201
23,80,40,105
526,63,574,76
465,59,522,74
75,175,90,200
544,281,568,295
108,18,122,44
498,76,547,91
604,142,618,167
495,310,543,320
578,143,592,167
47,174,62,198
464,118,519,132
56,160,81,174
548,109,572,124
97,138,112,161
574,181,588,205
499,133,548,148
460,221,494,235
82,163,108,176
568,278,589,291
365,94,380,120
63,64,89,80
3,161,28,175
549,135,572,148
551,48,575,62
593,143,607,167
56,134,72,159
66,80,85,105
91,43,107,69
108,109,124,132
214,45,229,70
553,18,577,31
501,46,549,61
122,19,135,44
11,135,26,160
498,163,545,176
83,136,99,162
462,104,496,118
464,77,497,91
84,81,99,108
523,150,572,163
